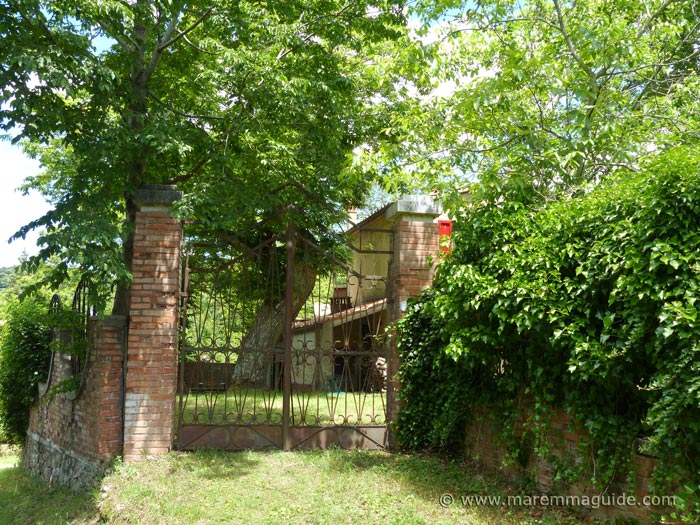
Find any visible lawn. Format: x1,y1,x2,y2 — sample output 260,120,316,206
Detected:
179,388,387,426
0,446,603,525
0,445,95,524
0,445,18,469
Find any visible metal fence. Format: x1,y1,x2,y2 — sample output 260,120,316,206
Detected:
177,220,393,451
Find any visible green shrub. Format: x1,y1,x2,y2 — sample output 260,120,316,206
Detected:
396,289,472,450
396,146,700,516
0,297,51,444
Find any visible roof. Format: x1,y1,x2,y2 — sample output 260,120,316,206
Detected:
347,195,443,235
293,298,388,331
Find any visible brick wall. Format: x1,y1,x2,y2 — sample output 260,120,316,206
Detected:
24,184,183,486
465,403,667,522
123,186,182,462
24,316,126,489
386,200,442,441
388,219,440,321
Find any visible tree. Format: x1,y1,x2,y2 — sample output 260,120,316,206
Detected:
1,0,408,313
0,258,81,320
374,0,700,204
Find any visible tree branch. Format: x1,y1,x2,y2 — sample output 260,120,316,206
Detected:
148,90,225,121
629,19,700,108
163,109,244,185
157,6,214,52
142,6,215,84
165,1,360,185
637,0,679,38
552,0,598,90
276,2,355,61
143,11,181,81
98,20,137,51
183,34,217,55
9,0,58,47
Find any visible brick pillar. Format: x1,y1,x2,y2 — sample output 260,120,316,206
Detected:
385,196,442,446
124,185,182,462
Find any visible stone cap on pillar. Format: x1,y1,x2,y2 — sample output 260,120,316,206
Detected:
385,195,442,223
134,184,182,212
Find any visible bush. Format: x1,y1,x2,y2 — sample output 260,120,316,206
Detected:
0,297,51,444
396,289,472,450
396,146,700,517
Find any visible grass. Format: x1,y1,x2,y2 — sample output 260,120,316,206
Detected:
0,445,607,525
0,444,18,469
0,445,95,525
179,389,387,426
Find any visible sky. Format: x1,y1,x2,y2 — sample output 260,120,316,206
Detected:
0,141,50,268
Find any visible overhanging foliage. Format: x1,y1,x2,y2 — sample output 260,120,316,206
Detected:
1,0,408,313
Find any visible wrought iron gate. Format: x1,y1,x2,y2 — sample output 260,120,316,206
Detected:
176,219,393,451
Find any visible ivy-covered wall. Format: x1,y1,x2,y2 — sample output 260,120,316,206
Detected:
463,401,664,522
396,146,700,522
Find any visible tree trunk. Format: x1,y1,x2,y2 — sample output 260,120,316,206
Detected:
111,4,149,316
111,194,137,316
235,259,317,387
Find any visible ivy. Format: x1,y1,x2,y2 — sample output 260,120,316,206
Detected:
396,146,700,517
396,290,473,451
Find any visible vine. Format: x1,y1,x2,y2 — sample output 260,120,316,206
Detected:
396,146,700,520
